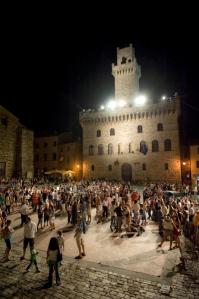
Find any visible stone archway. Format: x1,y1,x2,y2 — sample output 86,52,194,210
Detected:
121,163,132,182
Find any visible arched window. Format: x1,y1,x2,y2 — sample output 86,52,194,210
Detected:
118,143,123,154
98,144,104,155
164,139,171,151
137,125,143,133
91,165,95,171
157,123,163,131
108,165,112,171
108,143,113,155
110,128,115,136
89,145,94,156
96,130,101,137
152,140,159,152
142,163,146,171
140,141,148,155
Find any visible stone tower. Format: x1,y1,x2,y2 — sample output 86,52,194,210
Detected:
112,43,141,102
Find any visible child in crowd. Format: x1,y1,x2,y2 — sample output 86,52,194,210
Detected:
26,248,40,273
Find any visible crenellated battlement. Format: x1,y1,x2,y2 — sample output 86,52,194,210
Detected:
80,96,180,126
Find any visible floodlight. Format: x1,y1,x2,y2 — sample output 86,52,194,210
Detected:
134,95,147,106
107,100,117,110
118,99,126,107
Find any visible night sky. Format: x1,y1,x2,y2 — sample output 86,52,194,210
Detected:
1,6,198,139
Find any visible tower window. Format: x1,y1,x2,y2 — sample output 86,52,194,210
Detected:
142,163,146,171
140,141,148,155
196,161,199,168
53,141,57,147
118,143,123,154
98,144,104,155
89,145,94,156
108,144,113,155
165,163,169,170
121,57,127,64
129,143,134,153
152,140,159,152
164,139,171,151
53,153,57,161
137,125,143,133
91,165,95,171
110,128,115,136
96,130,101,137
157,123,163,131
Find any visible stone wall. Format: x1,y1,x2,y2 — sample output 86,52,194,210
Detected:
0,106,19,177
0,105,34,178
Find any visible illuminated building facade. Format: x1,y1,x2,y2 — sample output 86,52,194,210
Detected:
80,44,182,183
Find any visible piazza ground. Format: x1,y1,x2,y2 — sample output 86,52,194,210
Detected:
1,204,199,298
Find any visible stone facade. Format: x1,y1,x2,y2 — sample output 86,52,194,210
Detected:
80,44,182,183
34,132,82,179
0,105,34,178
190,144,199,187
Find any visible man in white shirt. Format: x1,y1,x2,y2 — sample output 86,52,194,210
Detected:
20,217,37,260
20,200,29,226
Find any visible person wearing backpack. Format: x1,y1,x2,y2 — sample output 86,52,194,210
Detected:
2,219,14,262
74,215,86,259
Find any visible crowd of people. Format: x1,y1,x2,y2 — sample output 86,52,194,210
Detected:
0,178,199,286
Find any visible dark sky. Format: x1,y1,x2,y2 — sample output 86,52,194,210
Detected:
1,6,198,139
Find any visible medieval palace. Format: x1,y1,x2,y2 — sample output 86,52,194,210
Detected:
80,44,182,183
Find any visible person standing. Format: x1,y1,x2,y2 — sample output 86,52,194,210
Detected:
20,217,37,260
2,220,14,261
20,198,29,227
46,237,61,287
57,231,64,265
74,216,86,259
37,203,44,229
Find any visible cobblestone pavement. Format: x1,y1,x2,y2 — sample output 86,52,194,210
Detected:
0,239,199,299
